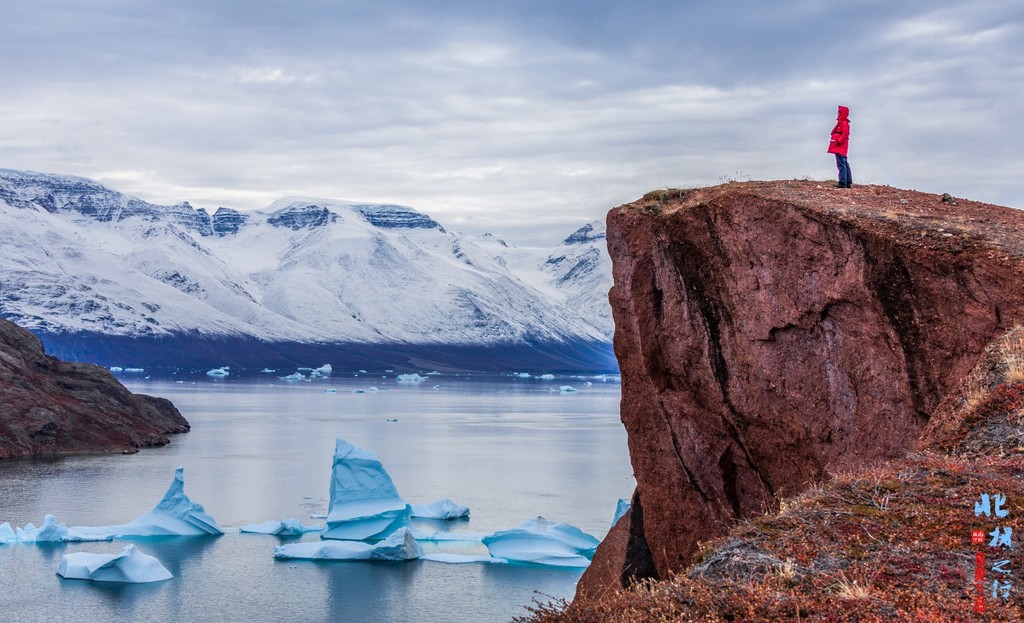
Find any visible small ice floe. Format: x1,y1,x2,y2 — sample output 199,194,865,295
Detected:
260,368,276,373
123,367,145,373
279,372,305,382
538,374,555,380
396,373,426,383
325,388,337,393
57,544,172,583
240,519,321,536
559,385,578,393
15,515,112,543
273,527,422,562
109,366,124,373
410,499,470,520
481,517,599,567
206,367,230,378
514,372,531,378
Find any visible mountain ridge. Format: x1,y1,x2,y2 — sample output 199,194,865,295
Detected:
0,169,614,371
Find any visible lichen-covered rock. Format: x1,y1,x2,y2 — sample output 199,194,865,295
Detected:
0,317,188,458
579,181,1024,596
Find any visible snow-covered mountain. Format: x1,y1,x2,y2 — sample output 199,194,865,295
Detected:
0,169,614,371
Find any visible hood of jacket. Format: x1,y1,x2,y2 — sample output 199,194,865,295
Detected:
837,105,850,121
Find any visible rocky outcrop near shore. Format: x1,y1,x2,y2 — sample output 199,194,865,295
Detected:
0,317,189,458
578,181,1024,597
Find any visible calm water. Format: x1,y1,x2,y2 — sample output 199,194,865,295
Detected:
0,374,632,623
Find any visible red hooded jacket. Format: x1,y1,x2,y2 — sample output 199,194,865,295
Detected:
827,105,850,156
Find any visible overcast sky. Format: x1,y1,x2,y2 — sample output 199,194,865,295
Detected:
2,1,1021,244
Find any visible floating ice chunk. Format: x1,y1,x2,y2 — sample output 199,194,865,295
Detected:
260,368,276,373
482,517,599,567
57,544,172,583
274,527,422,561
240,519,321,536
280,372,305,382
408,527,487,542
422,553,503,564
16,515,111,543
322,439,410,540
123,367,145,373
538,374,555,380
559,385,578,393
514,372,531,378
368,386,380,392
325,388,337,393
410,499,470,520
206,367,230,377
612,499,631,526
359,369,368,374
396,373,426,383
109,366,123,372
72,467,223,538
316,364,333,375
0,522,15,544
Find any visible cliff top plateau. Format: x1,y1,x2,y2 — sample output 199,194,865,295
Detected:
536,180,1024,621
0,316,189,459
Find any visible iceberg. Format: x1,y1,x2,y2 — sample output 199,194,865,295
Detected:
0,522,15,544
15,515,111,543
396,373,426,383
206,367,230,377
279,372,305,382
56,544,172,583
559,385,578,393
539,374,555,380
72,467,223,538
274,527,422,561
410,499,470,520
612,498,631,526
109,366,123,372
240,519,321,536
322,439,410,540
481,517,599,567
315,364,332,375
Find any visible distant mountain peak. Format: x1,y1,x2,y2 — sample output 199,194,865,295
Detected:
562,222,606,245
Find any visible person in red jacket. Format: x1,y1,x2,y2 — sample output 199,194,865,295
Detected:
827,105,852,188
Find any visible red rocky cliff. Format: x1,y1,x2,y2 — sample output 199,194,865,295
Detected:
579,181,1024,596
0,317,189,458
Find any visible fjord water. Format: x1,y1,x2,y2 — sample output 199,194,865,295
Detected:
0,375,632,623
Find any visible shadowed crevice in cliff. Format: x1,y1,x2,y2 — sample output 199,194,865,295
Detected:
577,180,1024,600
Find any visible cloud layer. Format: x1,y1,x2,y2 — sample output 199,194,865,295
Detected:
2,1,1021,243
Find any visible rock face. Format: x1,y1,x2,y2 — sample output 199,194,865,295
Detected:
579,181,1024,596
0,317,189,458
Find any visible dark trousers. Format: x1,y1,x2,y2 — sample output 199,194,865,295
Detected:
835,154,852,186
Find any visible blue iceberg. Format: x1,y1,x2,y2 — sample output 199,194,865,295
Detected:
322,439,410,540
482,517,599,567
0,522,15,544
410,499,470,520
57,544,172,583
15,515,111,543
240,519,321,536
72,467,223,538
612,498,630,526
274,527,422,561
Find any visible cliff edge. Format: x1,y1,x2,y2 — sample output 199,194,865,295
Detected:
0,317,189,458
577,180,1024,599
